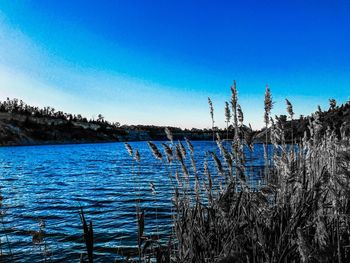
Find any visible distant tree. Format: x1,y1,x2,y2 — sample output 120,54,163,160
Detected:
19,100,24,112
329,99,337,110
97,114,104,122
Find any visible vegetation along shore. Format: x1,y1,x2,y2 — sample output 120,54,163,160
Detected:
0,96,349,146
117,83,350,262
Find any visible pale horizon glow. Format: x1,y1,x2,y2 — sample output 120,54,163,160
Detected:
1,1,349,130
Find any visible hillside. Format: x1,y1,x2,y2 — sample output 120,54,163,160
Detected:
0,112,225,146
0,98,349,146
275,101,350,142
0,98,220,145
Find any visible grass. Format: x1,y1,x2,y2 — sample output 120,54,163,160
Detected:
137,82,350,262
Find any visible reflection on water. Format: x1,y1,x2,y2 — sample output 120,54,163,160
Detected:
0,141,266,261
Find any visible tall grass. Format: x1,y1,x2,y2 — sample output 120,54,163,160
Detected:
143,83,350,262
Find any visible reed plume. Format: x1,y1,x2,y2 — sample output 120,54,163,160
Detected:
134,150,140,162
210,151,224,176
230,80,238,113
237,104,244,125
164,127,173,143
208,97,215,141
230,80,238,138
225,101,231,140
124,142,133,157
161,143,173,163
264,84,273,179
286,99,294,144
285,99,294,119
185,137,194,155
178,140,187,159
147,141,162,160
264,84,273,125
176,145,189,179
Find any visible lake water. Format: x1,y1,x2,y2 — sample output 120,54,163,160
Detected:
0,141,266,262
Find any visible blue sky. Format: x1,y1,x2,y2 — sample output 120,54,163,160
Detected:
0,0,349,129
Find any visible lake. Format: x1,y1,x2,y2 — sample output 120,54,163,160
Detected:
0,141,266,262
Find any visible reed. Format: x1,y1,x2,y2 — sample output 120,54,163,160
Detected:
208,97,215,142
285,99,294,144
79,208,94,263
143,82,350,263
224,102,231,140
263,84,273,180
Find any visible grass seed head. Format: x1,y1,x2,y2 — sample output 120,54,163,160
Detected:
225,101,231,123
124,142,133,157
237,104,244,124
147,141,162,160
285,99,294,119
185,137,194,155
134,150,140,162
161,143,173,163
264,84,273,125
230,80,238,111
208,97,214,122
164,127,173,143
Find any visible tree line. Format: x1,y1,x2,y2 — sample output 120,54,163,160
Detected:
0,98,121,127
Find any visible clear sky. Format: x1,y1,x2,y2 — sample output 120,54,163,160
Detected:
0,0,349,129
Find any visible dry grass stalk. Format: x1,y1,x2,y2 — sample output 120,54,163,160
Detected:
264,85,273,126
165,127,174,143
147,141,162,160
79,208,93,263
208,97,215,141
178,140,187,159
210,151,224,176
286,99,294,144
162,143,173,163
185,137,194,155
225,101,231,140
237,104,243,125
124,142,133,157
134,150,141,162
285,99,294,119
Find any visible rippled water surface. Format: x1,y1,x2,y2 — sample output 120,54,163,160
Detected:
0,141,266,262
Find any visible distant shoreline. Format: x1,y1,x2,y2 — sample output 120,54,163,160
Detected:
1,98,349,147
0,139,273,148
0,111,238,146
